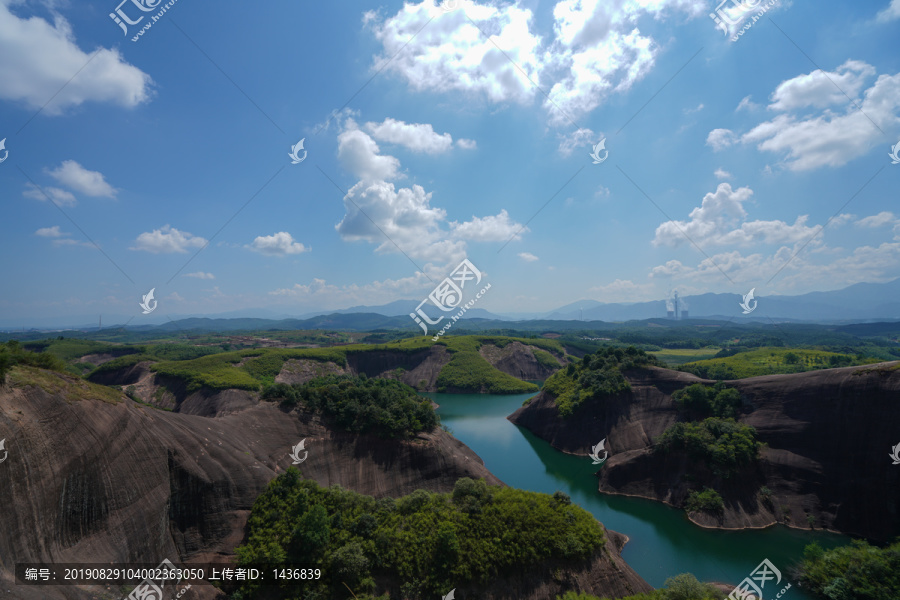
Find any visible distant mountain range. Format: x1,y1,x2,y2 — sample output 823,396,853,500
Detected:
3,278,898,331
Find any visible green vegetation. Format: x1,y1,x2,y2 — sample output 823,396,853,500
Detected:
684,488,724,514
261,375,438,439
532,347,563,369
799,539,900,600
655,418,761,478
557,573,721,600
673,382,742,419
234,472,605,599
0,341,68,384
436,348,538,394
679,347,880,379
650,347,721,367
6,365,123,403
542,346,662,417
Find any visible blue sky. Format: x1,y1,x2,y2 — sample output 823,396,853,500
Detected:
2,0,900,324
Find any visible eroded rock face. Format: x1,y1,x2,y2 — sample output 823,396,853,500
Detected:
509,363,900,540
0,369,650,600
0,371,500,599
479,341,562,381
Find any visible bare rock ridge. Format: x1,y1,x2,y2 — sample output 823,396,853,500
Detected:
508,362,900,540
0,366,649,600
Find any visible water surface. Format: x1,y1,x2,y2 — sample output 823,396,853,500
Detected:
426,391,848,598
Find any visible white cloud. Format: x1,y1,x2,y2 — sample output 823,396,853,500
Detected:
558,127,595,157
368,2,543,106
0,1,153,114
588,278,656,302
248,232,310,256
338,119,401,181
829,213,856,227
711,61,900,171
367,0,706,126
518,252,539,262
877,0,900,22
653,183,819,248
333,117,523,268
706,128,737,151
184,271,215,280
768,60,875,112
131,225,208,254
456,138,477,150
336,179,464,265
450,209,526,242
363,118,454,154
685,103,704,114
46,160,117,198
23,183,76,206
35,226,62,237
856,211,897,228
736,95,758,111
714,168,732,180
52,238,94,248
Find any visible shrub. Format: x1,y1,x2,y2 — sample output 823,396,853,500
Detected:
672,382,741,419
799,540,900,599
235,469,606,599
543,346,661,417
656,418,760,478
685,488,724,514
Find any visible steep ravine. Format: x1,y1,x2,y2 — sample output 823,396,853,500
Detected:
0,367,649,600
508,363,900,541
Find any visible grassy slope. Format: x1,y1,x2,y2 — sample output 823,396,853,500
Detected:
679,346,882,379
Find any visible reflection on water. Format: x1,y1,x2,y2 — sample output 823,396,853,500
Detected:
427,391,848,597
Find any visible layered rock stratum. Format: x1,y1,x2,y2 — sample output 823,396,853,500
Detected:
508,362,900,540
0,365,649,600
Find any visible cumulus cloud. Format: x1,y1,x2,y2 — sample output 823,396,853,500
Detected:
856,211,896,228
333,117,523,268
363,118,454,154
248,232,310,256
518,252,539,262
557,127,595,157
46,160,117,198
184,271,215,279
338,119,402,181
877,0,900,22
366,0,706,127
653,183,819,248
714,168,732,180
131,225,207,254
35,226,62,237
709,61,900,170
450,209,526,242
706,128,737,151
23,183,76,206
0,1,153,114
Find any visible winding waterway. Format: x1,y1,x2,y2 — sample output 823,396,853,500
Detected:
425,391,849,599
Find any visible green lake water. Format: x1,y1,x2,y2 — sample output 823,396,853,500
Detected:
425,391,849,599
